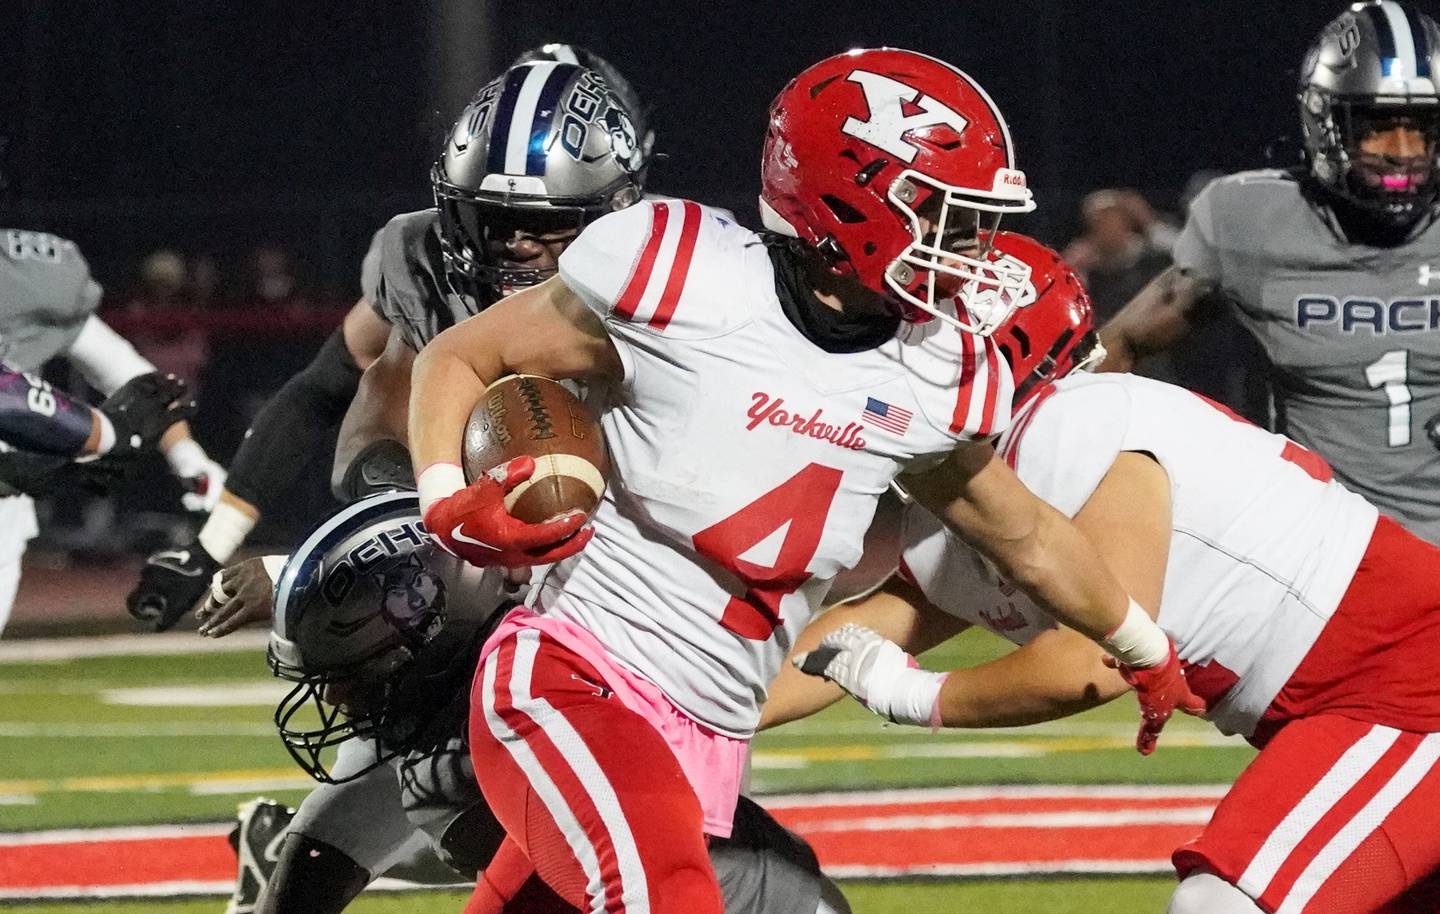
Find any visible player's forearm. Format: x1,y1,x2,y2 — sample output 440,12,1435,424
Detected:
910,450,1132,642
992,505,1133,641
1097,267,1209,372
763,579,964,730
409,341,497,473
332,360,409,494
936,629,1127,728
0,368,103,457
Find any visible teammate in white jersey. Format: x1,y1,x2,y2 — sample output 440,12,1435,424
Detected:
786,233,1440,914
409,50,1197,914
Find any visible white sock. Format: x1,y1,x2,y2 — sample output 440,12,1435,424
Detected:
1168,873,1263,914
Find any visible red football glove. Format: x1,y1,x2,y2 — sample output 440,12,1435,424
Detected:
1104,644,1207,756
422,456,593,568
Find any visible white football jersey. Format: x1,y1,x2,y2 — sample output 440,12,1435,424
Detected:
536,198,1012,737
901,372,1379,739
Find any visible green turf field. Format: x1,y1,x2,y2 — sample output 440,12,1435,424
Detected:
0,629,1254,910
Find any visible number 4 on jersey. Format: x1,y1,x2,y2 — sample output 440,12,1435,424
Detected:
692,463,843,640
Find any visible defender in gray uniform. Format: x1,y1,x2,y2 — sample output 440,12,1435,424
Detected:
213,490,845,914
1102,0,1440,544
0,228,223,632
127,43,655,631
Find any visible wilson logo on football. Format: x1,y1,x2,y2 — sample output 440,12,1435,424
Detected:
746,392,866,450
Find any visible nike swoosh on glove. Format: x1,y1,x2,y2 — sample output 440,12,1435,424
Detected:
423,456,592,568
1104,644,1207,756
793,623,946,727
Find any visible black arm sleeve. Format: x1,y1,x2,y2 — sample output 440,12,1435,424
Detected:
224,329,362,510
0,367,93,457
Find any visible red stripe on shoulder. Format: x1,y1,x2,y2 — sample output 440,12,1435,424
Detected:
950,330,978,434
897,556,919,587
647,201,703,332
613,203,670,321
1000,385,1058,470
975,336,1001,437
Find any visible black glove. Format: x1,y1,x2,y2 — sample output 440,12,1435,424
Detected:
126,542,222,632
100,372,197,458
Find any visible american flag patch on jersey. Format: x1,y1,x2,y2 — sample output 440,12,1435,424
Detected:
863,397,912,435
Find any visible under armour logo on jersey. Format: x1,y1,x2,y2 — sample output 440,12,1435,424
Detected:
841,70,969,163
1420,264,1435,286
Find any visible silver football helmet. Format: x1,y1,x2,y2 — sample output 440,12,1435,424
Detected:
512,44,654,159
1299,1,1440,227
268,491,453,783
432,61,649,305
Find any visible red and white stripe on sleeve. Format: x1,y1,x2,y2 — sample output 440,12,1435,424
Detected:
612,200,704,331
949,332,1012,439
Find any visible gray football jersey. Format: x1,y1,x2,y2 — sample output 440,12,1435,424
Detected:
1175,169,1440,542
0,229,102,371
361,210,474,352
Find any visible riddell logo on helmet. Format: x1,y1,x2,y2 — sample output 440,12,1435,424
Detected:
746,392,866,450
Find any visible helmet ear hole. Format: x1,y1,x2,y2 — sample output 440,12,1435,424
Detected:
1009,325,1032,358
996,339,1017,372
821,194,868,225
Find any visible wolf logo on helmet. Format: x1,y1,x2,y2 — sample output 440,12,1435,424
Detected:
375,552,446,643
269,492,458,784
432,60,650,306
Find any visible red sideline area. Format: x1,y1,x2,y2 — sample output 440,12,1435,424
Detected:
0,787,1224,899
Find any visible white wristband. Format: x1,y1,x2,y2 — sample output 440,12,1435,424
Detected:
1101,599,1170,668
876,667,949,728
197,499,257,564
165,437,209,477
92,411,117,456
417,462,467,516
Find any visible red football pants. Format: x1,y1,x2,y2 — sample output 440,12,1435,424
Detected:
1175,715,1440,913
470,627,723,914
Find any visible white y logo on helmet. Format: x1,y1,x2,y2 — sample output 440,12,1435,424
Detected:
841,70,969,163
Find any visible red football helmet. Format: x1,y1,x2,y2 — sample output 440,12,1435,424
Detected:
986,232,1103,409
760,48,1035,335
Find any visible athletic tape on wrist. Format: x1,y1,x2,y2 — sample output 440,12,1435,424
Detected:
164,437,209,477
1101,599,1170,668
93,411,116,456
417,463,466,516
197,500,258,564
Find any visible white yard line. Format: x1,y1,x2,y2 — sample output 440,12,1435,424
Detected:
99,682,290,707
825,859,1173,879
0,823,233,847
189,777,314,796
801,806,1217,833
0,722,276,738
757,783,1233,808
0,881,238,900
0,630,269,663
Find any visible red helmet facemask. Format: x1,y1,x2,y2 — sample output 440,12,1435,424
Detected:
760,48,1036,336
986,232,1104,409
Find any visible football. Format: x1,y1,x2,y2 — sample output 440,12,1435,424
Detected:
462,374,610,524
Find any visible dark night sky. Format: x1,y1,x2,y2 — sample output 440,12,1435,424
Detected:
3,0,1403,294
